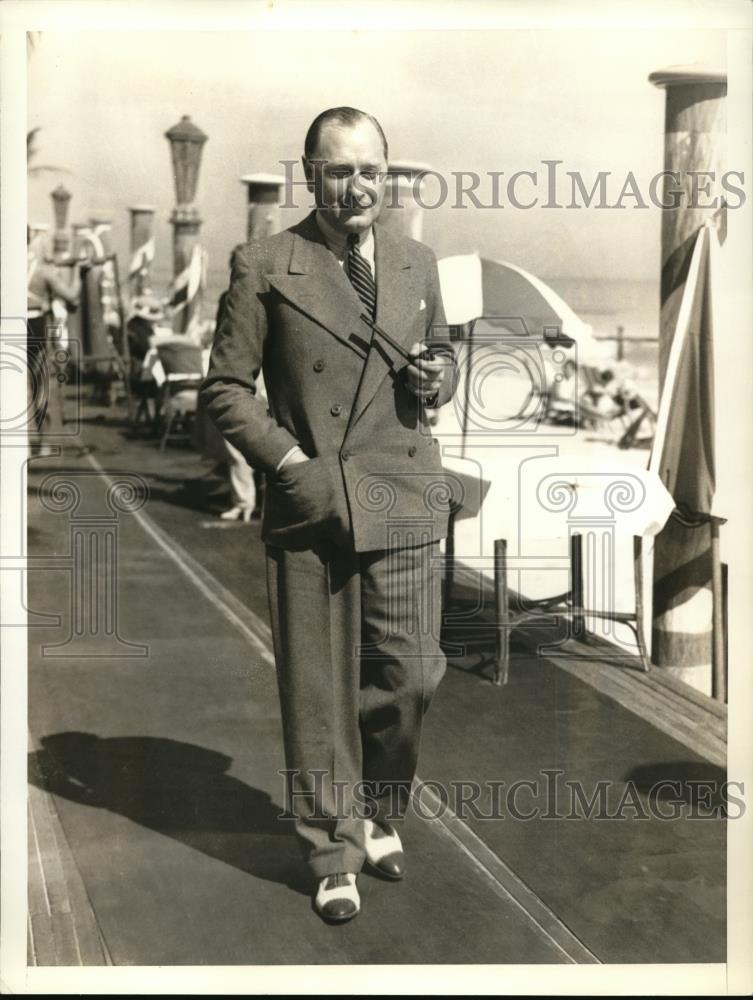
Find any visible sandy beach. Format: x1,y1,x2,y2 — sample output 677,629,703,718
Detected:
431,357,661,656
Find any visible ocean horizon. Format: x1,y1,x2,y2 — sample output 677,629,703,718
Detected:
146,268,661,402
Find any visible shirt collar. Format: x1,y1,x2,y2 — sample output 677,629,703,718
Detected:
315,210,374,260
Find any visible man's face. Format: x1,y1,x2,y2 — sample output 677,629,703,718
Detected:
303,119,387,235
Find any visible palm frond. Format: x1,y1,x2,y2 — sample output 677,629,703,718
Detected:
28,165,73,177
27,127,41,161
27,127,69,177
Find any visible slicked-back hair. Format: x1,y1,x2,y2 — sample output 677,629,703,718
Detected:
304,107,388,161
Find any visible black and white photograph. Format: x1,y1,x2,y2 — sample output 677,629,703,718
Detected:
1,0,752,993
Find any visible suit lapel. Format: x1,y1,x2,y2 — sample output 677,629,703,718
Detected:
267,214,370,359
267,214,415,427
348,223,413,428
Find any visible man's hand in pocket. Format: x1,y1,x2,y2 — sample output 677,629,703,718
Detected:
277,445,310,471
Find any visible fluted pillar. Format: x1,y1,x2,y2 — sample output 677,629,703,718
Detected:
39,472,149,658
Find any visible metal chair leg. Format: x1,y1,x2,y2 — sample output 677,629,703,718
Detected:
494,538,509,686
633,534,651,672
160,408,174,453
711,518,726,702
570,532,585,639
443,507,456,609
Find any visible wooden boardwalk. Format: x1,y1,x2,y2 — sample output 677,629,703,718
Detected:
25,405,727,968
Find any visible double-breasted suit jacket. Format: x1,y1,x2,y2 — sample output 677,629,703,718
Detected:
200,211,456,553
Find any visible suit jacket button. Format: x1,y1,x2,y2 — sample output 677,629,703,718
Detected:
408,445,417,457
341,450,350,461
330,403,342,417
313,359,325,372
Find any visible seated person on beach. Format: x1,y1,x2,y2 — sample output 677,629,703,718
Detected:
546,358,580,424
591,368,623,418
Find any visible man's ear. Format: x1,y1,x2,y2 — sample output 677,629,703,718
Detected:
302,155,315,195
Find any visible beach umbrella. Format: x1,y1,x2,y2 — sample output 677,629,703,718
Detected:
437,253,607,445
437,252,599,354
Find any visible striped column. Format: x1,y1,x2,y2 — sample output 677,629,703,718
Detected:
165,116,208,334
648,66,726,693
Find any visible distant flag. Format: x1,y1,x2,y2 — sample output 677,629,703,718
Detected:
80,224,109,261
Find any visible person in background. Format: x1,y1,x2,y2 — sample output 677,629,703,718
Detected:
214,264,264,522
126,296,166,430
546,356,580,424
27,229,82,455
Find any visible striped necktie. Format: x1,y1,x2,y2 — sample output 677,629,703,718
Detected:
346,233,376,320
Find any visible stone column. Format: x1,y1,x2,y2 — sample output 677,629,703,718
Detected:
50,184,72,259
378,161,431,243
240,174,285,241
128,205,156,297
165,115,208,333
648,66,726,693
649,66,726,383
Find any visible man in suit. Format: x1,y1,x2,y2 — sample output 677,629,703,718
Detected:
201,107,456,923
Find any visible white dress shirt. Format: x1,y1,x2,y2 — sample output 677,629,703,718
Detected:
315,210,376,278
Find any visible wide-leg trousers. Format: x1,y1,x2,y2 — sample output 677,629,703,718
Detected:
266,539,446,879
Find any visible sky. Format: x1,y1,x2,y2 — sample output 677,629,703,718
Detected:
27,26,728,286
